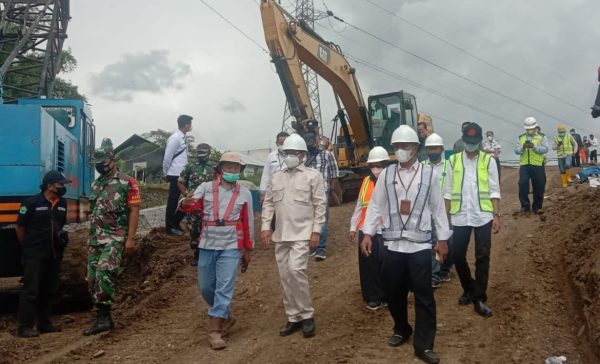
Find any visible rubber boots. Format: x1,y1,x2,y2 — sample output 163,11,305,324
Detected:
207,317,226,350
560,173,568,188
566,169,575,183
83,305,114,336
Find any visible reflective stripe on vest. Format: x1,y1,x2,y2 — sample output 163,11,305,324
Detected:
422,159,448,192
357,176,375,230
203,181,241,227
381,164,433,243
555,135,574,156
449,152,493,214
519,134,545,166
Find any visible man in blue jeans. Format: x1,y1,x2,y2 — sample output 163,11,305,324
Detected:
306,136,339,261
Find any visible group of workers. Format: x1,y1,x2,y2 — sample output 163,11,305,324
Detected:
13,111,592,364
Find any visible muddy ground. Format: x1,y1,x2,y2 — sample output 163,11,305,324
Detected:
1,167,599,363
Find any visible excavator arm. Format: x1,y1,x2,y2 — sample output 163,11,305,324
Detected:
260,0,372,161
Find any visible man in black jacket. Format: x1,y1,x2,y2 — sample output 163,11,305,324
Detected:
570,129,584,167
16,171,71,338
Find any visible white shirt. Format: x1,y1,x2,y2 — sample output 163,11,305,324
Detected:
259,149,287,193
363,161,452,254
482,138,501,156
163,130,188,176
590,138,598,152
443,152,501,227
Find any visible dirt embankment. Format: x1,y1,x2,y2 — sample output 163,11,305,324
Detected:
542,184,600,355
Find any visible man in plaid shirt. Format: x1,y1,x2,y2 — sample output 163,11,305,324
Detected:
306,136,339,261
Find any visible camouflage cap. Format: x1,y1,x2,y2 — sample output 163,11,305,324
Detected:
91,138,115,163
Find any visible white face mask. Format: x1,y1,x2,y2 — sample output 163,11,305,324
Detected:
395,149,413,163
284,155,300,169
487,136,493,141
370,167,383,177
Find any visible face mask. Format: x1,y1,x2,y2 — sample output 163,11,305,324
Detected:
558,132,566,137
318,144,327,151
197,152,209,163
222,172,240,183
395,149,413,163
284,155,300,169
370,167,383,177
464,143,480,152
527,129,535,135
53,186,67,196
427,152,442,162
487,136,493,141
95,162,112,175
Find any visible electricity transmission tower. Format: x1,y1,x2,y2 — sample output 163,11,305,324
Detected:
0,0,70,102
281,0,328,134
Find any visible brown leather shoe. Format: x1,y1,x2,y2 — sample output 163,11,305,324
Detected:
207,317,226,350
221,315,236,337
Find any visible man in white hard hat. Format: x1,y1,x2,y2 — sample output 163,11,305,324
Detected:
422,133,454,289
514,117,549,214
261,134,327,339
349,146,389,311
444,122,500,318
179,152,254,350
361,125,451,364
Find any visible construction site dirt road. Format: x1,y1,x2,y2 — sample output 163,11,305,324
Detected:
1,167,599,364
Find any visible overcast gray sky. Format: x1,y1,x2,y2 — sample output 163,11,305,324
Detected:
66,0,600,160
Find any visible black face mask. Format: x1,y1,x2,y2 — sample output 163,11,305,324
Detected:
427,152,442,162
197,153,209,164
95,162,112,175
54,186,67,196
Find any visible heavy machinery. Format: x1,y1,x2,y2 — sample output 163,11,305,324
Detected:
260,0,432,199
0,0,95,278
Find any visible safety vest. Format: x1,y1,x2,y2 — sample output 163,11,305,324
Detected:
381,164,434,243
554,134,574,156
356,176,375,230
448,152,493,214
519,133,545,166
422,159,448,192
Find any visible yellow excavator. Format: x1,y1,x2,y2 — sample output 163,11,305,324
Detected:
260,0,432,199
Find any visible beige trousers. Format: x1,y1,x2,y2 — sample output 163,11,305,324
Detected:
274,240,314,322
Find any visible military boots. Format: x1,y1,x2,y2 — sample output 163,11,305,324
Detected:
83,305,114,336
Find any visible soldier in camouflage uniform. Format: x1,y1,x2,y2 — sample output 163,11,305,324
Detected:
177,143,217,266
84,138,142,336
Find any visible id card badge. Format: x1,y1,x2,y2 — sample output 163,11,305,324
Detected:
400,199,412,215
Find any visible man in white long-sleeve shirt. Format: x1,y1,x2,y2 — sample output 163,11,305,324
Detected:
259,132,289,200
163,114,193,235
361,125,451,364
444,122,501,318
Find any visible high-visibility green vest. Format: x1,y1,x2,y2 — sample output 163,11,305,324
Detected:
554,134,574,156
448,151,493,214
519,133,545,166
422,159,448,192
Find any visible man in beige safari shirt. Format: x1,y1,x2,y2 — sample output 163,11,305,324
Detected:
261,133,327,339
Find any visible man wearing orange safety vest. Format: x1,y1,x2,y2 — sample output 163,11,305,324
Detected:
180,152,254,350
349,146,389,311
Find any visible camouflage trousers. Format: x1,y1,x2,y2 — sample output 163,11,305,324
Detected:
188,212,202,248
87,241,123,307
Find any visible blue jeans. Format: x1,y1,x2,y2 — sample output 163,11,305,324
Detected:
558,156,572,174
316,204,329,254
198,248,241,319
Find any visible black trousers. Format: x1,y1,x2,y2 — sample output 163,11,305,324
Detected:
358,232,385,303
18,258,61,328
518,165,546,211
381,248,436,352
165,175,184,230
591,150,597,163
452,222,492,302
573,152,581,167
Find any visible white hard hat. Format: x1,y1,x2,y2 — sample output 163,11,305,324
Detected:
425,133,444,147
391,125,419,144
366,146,390,163
523,116,538,129
282,133,307,151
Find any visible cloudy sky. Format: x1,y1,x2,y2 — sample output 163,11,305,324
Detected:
65,0,600,160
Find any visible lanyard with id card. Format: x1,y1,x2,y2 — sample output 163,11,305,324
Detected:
396,164,420,215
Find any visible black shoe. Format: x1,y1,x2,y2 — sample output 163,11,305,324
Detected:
458,292,472,305
520,207,530,214
38,322,62,333
533,209,544,215
366,301,386,311
279,321,302,337
83,307,114,336
474,300,493,317
166,228,185,236
17,326,39,338
415,350,440,364
302,318,315,338
388,333,410,347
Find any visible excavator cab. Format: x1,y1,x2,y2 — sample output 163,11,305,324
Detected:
369,91,418,153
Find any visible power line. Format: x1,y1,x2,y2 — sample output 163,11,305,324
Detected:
359,0,590,114
322,7,586,129
199,0,269,55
